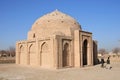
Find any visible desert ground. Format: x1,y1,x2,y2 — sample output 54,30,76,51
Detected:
0,60,120,80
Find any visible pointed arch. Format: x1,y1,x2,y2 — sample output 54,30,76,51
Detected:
28,44,33,65
41,42,48,53
62,42,70,67
19,45,24,64
29,44,34,53
40,42,50,67
28,44,36,65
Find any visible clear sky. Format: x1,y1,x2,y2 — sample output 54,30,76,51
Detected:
0,0,120,51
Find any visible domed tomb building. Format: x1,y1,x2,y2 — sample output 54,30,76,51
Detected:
16,10,98,69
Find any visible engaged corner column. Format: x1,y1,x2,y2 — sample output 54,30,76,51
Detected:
74,30,81,67
16,42,19,64
53,35,59,69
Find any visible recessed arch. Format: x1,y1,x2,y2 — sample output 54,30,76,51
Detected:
41,42,48,53
29,44,34,53
19,45,23,49
19,45,24,64
62,42,70,67
28,44,33,65
28,44,36,65
40,42,50,67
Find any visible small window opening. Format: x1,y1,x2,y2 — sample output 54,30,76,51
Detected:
74,22,76,25
33,33,35,38
61,21,64,23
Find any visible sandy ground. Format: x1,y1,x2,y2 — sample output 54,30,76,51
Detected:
0,62,120,80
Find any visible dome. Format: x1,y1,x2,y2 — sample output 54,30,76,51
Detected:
28,10,82,39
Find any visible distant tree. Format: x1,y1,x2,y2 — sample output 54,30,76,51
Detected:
8,46,15,57
0,50,7,57
112,47,120,56
0,46,15,57
98,48,108,56
5,50,10,57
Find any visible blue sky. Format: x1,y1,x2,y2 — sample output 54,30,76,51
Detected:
0,0,120,51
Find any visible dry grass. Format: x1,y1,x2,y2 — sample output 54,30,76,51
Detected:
111,56,120,62
0,57,15,64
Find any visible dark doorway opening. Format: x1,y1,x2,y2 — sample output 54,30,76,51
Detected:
83,40,88,66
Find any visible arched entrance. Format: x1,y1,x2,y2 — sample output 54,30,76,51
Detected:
82,39,88,66
62,43,70,67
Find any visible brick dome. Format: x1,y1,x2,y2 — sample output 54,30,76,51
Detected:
29,10,82,38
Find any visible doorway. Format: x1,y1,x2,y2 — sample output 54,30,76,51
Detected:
82,40,88,66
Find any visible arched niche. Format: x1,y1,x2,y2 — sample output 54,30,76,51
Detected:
19,45,24,64
62,42,70,67
28,44,36,65
41,42,49,53
40,42,50,67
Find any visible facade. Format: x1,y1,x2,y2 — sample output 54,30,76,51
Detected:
16,10,98,69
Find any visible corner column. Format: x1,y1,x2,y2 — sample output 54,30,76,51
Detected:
53,35,59,69
16,42,19,64
74,30,81,67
